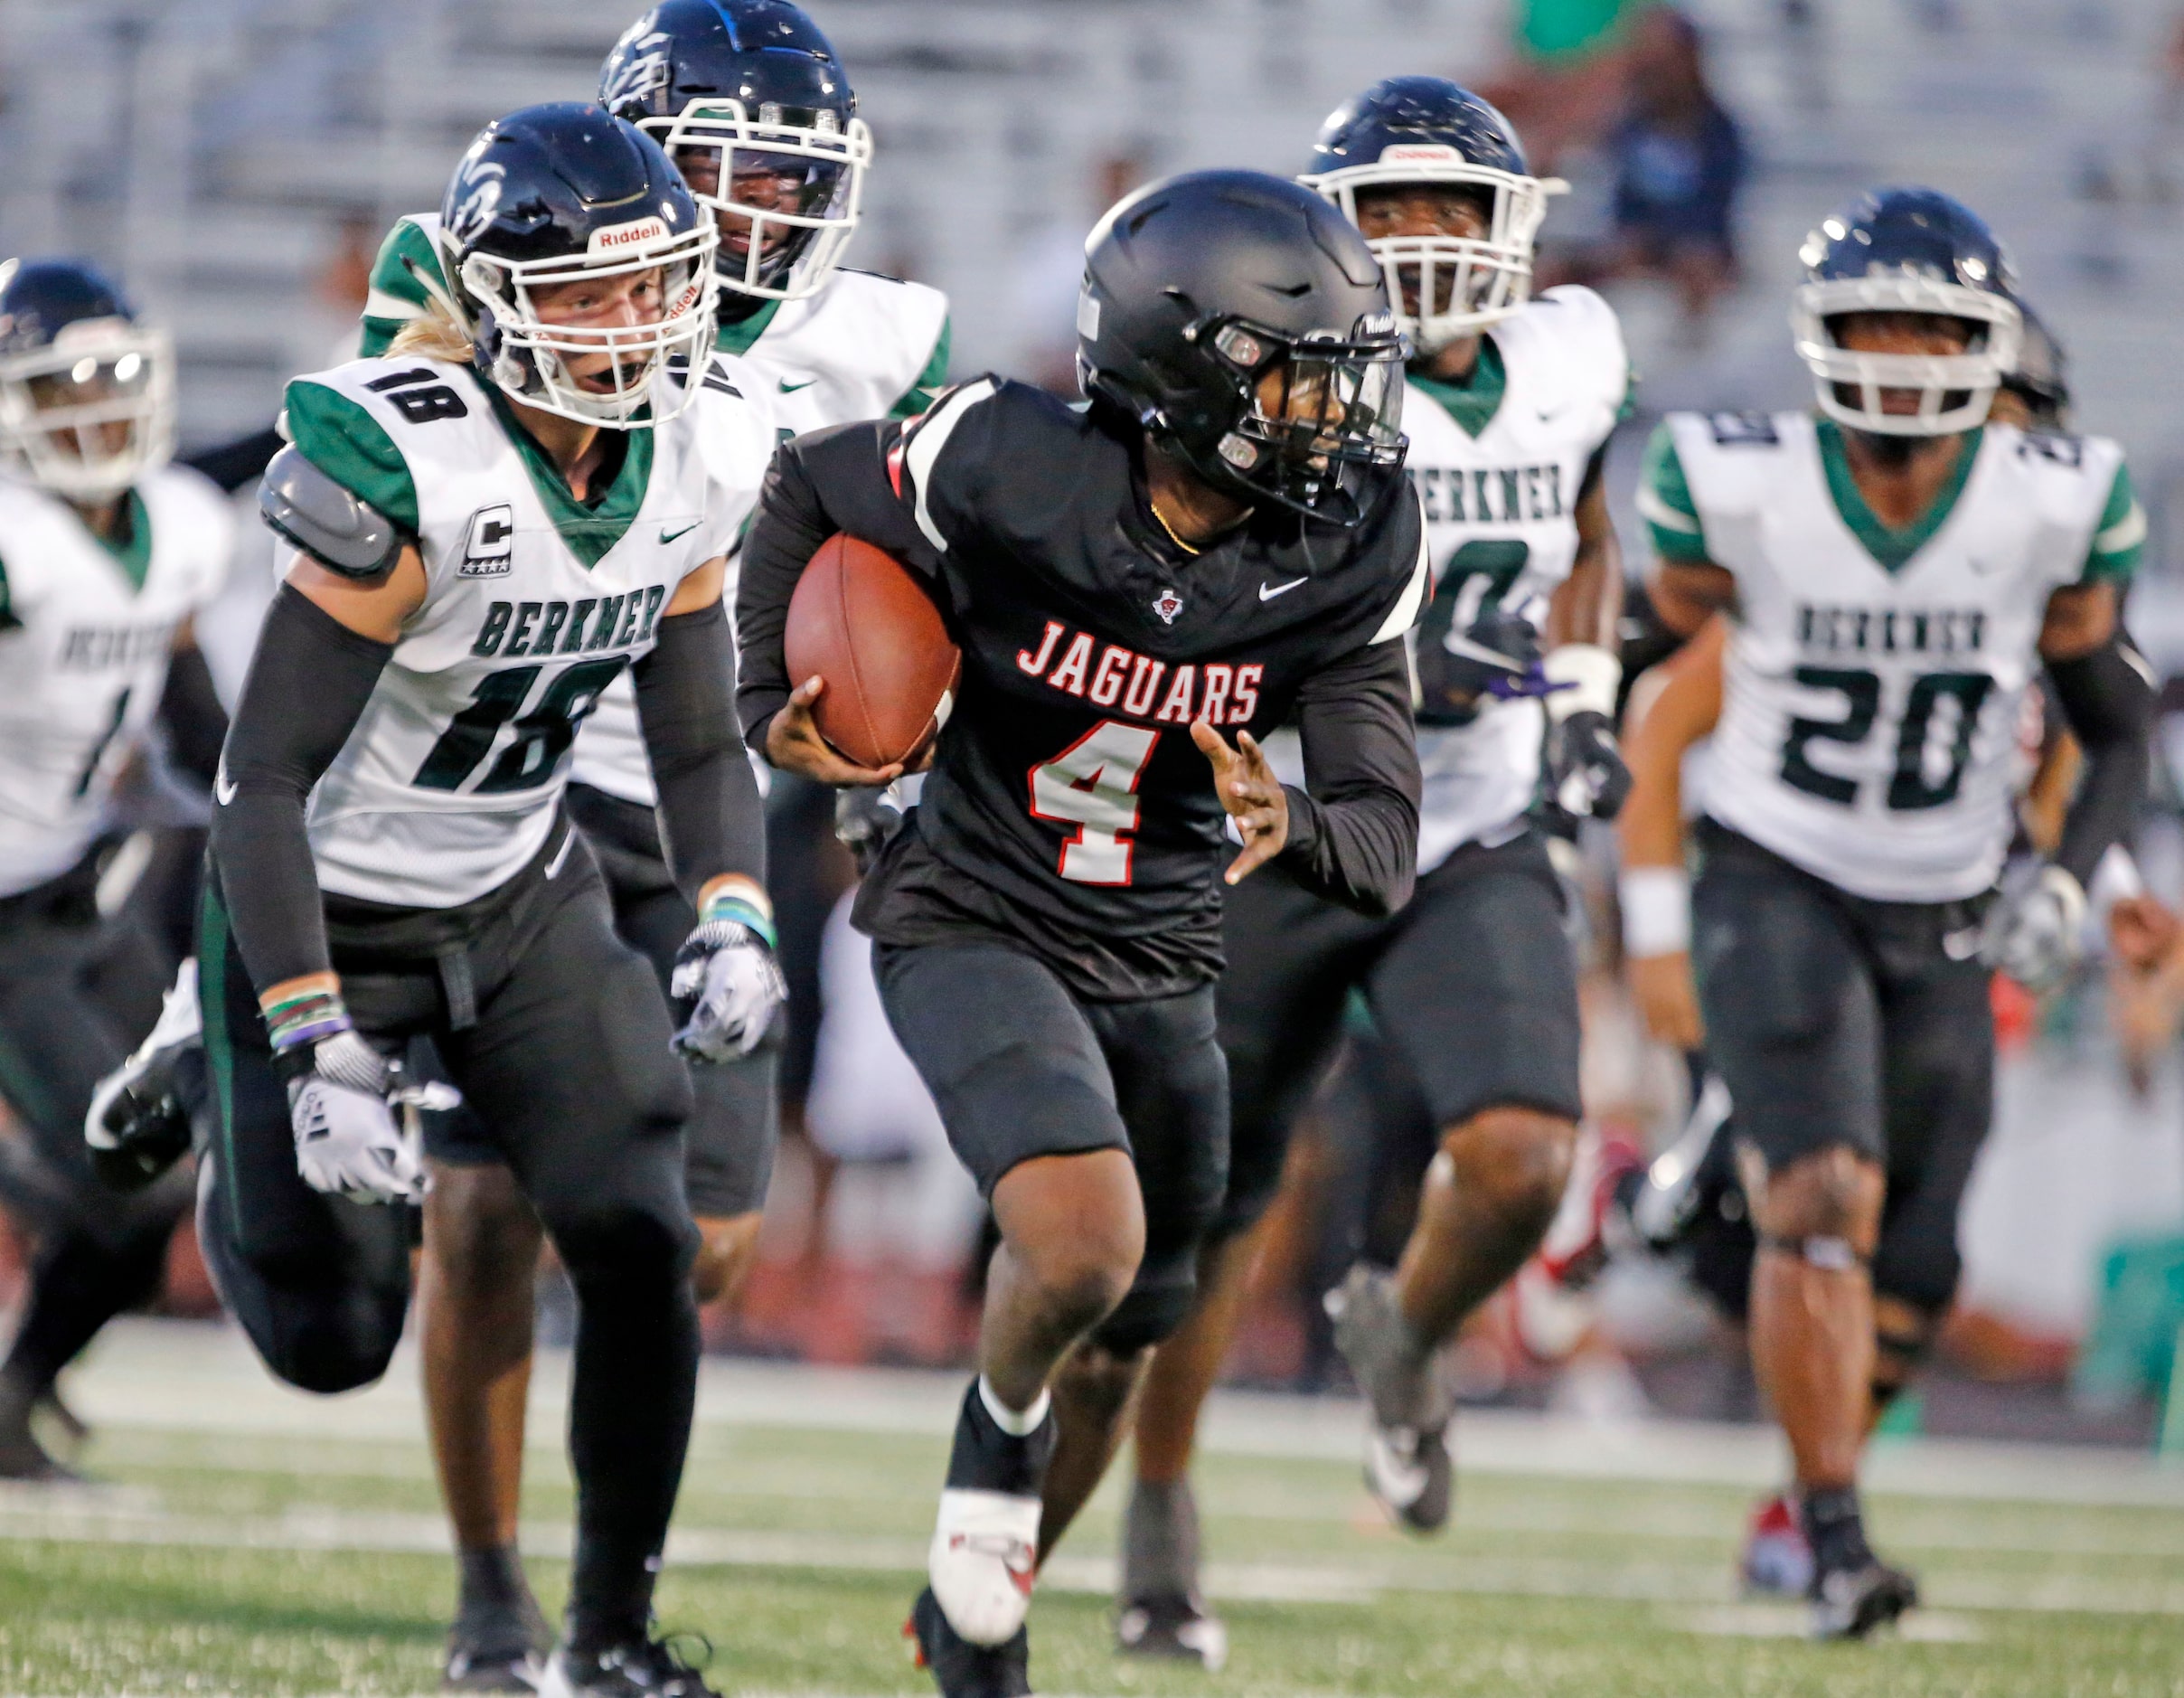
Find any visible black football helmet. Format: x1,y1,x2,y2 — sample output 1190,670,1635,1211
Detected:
600,0,868,301
1791,187,2022,437
1300,76,1558,354
1078,169,1407,528
438,102,717,427
0,258,174,499
2000,297,2071,430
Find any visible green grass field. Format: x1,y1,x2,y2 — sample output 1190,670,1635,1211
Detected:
4,1322,2184,1696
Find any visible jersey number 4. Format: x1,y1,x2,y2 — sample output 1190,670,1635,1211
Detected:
1030,720,1160,884
1782,665,1995,811
412,658,626,793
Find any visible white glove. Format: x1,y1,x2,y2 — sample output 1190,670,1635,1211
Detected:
1980,863,2087,993
671,919,788,1062
286,1031,443,1204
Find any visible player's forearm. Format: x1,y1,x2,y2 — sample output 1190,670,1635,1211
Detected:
159,640,229,787
2048,634,2155,888
1282,642,1422,917
210,585,391,993
738,420,928,753
635,600,767,896
1547,472,1624,650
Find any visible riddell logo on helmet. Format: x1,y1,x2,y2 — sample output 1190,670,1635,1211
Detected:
1379,144,1463,164
588,217,672,256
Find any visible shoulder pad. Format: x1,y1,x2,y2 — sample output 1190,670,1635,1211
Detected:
258,445,405,577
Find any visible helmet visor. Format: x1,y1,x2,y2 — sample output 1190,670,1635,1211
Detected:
1791,275,2021,438
0,321,174,498
1302,159,1559,352
460,224,718,429
1206,317,1408,524
653,100,871,301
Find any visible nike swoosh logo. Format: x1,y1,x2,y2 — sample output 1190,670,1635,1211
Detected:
544,828,576,880
213,765,236,807
1259,577,1307,601
1440,630,1527,669
659,521,702,545
777,377,816,393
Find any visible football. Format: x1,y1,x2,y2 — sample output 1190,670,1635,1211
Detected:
783,532,961,769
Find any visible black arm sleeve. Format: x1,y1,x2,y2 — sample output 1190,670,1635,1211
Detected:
1277,638,1423,918
158,641,229,787
181,425,285,495
208,585,393,993
2048,633,2156,888
632,599,766,901
736,420,934,752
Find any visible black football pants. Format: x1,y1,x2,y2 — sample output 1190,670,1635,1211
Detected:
875,939,1228,1353
1692,821,1995,1320
198,829,700,1641
0,845,192,1397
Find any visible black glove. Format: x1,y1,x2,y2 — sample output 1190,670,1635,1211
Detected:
1415,601,1548,727
1543,708,1631,823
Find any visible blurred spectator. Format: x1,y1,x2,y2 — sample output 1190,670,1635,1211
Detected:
1012,152,1147,392
1549,8,1746,342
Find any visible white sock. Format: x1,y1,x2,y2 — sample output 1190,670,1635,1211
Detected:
978,1374,1051,1438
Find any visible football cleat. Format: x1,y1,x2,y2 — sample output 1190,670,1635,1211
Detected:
1812,1558,1920,1641
930,1487,1040,1646
907,1585,1031,1698
84,957,203,1192
1740,1492,1815,1599
1325,1265,1454,1533
0,1396,81,1483
444,1583,551,1693
1116,1592,1228,1671
929,1380,1052,1646
538,1631,716,1697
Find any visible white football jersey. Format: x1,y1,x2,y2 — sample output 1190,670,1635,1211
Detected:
278,355,744,908
1404,285,1629,871
1663,411,2130,901
0,467,233,896
358,212,950,807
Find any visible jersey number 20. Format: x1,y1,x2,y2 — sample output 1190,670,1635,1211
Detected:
1030,721,1159,884
1782,665,1995,811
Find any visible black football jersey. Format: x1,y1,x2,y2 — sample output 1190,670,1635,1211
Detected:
740,377,1427,999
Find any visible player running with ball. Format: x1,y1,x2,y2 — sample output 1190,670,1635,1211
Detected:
1106,79,1633,1662
200,104,779,1697
739,169,1427,1698
1634,188,2151,1637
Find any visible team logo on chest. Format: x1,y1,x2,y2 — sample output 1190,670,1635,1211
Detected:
457,504,516,577
1153,589,1183,626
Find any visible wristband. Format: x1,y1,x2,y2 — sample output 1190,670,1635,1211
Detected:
262,986,352,1054
699,887,777,950
1620,865,1691,957
1543,643,1622,722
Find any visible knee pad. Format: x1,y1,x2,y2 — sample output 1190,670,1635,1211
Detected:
550,1196,700,1290
1088,1276,1196,1355
1873,1228,1963,1319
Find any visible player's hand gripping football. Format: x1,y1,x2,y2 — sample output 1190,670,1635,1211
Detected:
765,674,916,787
1193,721,1288,885
284,1032,443,1205
671,887,789,1063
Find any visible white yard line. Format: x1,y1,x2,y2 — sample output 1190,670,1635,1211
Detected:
5,1490,2183,1618
63,1318,2184,1510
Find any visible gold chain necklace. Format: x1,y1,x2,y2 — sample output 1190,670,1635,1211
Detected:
1148,490,1203,556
